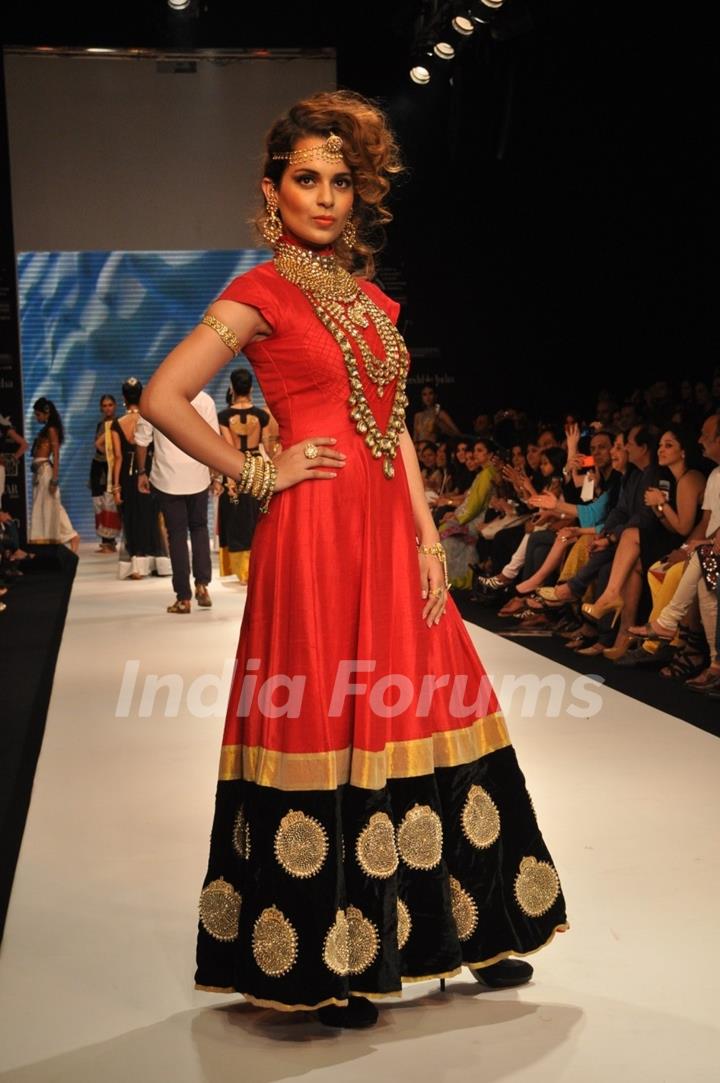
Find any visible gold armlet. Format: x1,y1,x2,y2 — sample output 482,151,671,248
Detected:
201,313,240,355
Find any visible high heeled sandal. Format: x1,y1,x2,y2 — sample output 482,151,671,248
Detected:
659,628,709,681
581,598,624,627
614,640,676,667
602,635,639,661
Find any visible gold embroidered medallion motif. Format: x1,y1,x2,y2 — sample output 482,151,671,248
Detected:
397,898,412,950
397,804,443,870
323,910,350,976
356,812,399,879
514,857,560,918
252,905,298,977
198,877,241,942
274,809,329,879
449,875,478,941
347,905,380,975
461,785,501,849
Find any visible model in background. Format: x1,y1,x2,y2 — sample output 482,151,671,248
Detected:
28,398,80,553
217,367,273,584
115,378,170,580
89,394,122,553
0,412,28,510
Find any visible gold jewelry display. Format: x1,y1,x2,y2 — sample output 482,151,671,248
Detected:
261,190,283,246
273,240,409,479
233,450,277,514
201,313,241,355
417,542,450,590
341,216,357,248
272,132,345,166
304,442,319,460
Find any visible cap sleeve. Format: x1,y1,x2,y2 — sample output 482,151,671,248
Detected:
216,265,281,334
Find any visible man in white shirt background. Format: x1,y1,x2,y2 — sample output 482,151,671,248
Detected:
135,390,220,614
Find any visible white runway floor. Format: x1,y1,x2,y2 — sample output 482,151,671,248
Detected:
1,545,719,1081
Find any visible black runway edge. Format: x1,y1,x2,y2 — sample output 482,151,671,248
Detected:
0,545,77,942
454,591,719,741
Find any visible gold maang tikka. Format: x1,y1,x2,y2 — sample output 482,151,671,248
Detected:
271,132,345,167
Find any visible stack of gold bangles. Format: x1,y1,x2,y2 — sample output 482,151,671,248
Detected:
235,451,277,513
417,541,450,593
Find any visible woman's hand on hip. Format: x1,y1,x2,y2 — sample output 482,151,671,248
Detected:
273,437,346,493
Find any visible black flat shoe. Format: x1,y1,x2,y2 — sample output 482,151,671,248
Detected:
472,958,534,988
318,996,379,1029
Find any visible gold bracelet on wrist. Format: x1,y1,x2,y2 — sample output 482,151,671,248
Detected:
417,541,450,590
238,451,254,490
258,460,277,514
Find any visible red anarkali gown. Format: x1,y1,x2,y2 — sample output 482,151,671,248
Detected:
194,246,568,1010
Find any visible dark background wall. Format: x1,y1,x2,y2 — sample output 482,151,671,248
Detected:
2,0,716,430
5,51,334,251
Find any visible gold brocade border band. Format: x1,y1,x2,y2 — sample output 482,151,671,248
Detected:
218,712,511,790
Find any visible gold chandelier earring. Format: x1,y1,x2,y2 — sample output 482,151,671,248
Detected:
341,216,357,249
261,190,283,246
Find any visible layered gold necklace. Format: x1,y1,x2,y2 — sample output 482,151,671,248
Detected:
273,241,409,479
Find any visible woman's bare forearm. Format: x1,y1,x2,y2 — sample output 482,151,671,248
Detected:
399,426,439,544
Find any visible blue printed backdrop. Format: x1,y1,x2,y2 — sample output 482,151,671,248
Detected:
17,249,270,539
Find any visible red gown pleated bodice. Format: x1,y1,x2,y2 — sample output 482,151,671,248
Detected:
216,257,506,788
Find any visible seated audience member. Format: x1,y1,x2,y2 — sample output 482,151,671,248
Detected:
580,426,706,660
624,413,720,685
417,441,444,495
439,438,499,588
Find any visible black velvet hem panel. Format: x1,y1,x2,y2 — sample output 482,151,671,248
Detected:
195,746,569,1011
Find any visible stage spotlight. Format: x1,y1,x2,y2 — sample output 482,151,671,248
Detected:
167,0,191,10
410,65,431,85
451,16,475,36
433,41,455,60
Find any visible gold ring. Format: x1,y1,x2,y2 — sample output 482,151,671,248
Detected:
304,443,319,460
431,587,445,598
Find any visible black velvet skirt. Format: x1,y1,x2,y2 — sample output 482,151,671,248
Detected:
194,746,568,1011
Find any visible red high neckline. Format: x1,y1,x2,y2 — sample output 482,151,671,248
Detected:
279,230,335,257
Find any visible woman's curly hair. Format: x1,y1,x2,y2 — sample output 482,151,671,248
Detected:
257,90,404,278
